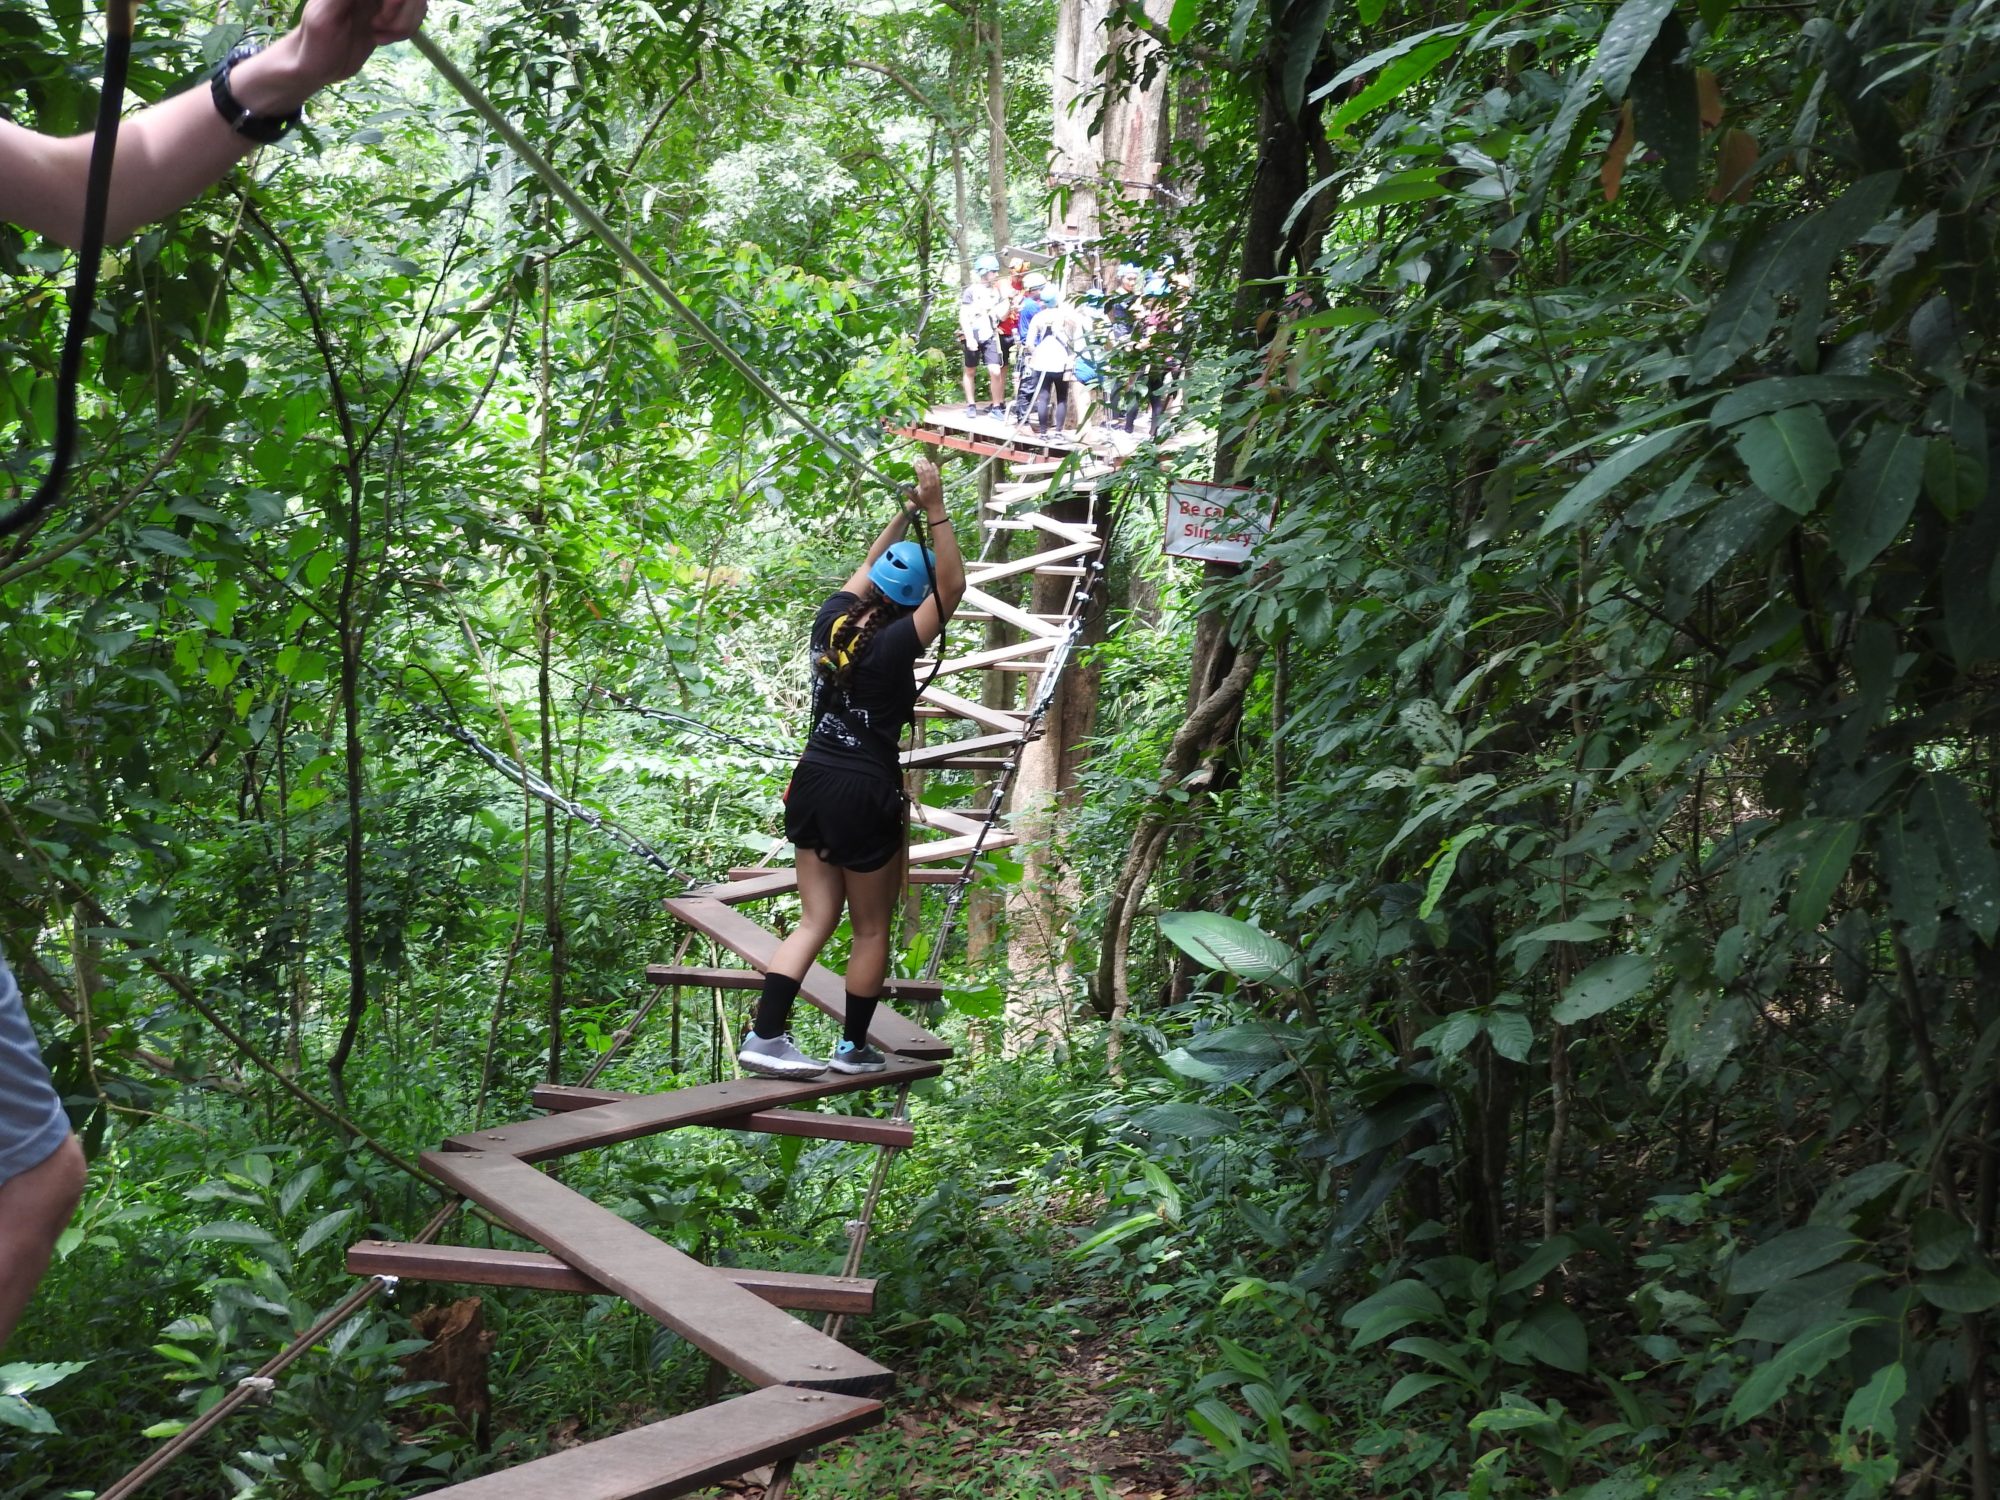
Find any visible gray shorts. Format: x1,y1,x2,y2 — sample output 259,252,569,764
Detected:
0,946,71,1185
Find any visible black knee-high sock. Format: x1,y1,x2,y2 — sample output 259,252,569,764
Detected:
753,971,802,1040
843,992,879,1049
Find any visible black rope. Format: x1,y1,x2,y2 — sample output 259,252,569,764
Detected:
397,664,701,887
0,0,134,539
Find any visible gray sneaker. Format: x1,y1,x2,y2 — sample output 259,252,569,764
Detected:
738,1033,827,1079
828,1040,887,1075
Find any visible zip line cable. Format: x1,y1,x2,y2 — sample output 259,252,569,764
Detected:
408,31,899,493
0,0,132,539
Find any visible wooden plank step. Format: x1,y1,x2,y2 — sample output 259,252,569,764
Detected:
421,1150,892,1395
534,1087,917,1150
447,1053,942,1159
722,868,963,887
418,1383,882,1499
906,830,1016,864
922,637,1057,677
902,729,1027,770
914,754,1015,771
964,539,1098,588
659,896,950,1057
644,963,945,999
958,586,1068,638
912,805,988,836
917,684,1028,733
347,1241,878,1314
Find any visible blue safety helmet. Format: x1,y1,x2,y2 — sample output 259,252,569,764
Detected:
974,253,1000,274
870,540,936,606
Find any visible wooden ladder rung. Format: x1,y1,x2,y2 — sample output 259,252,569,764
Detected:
417,1383,882,1499
420,1150,893,1395
659,896,950,1057
722,868,962,887
347,1241,878,1314
447,1055,942,1159
532,1087,918,1149
644,964,945,999
902,729,1029,768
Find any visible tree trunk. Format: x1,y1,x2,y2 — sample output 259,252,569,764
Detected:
1003,490,1102,1053
984,0,1010,253
1048,0,1173,259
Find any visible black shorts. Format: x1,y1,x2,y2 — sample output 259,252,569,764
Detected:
962,335,1003,369
785,762,905,872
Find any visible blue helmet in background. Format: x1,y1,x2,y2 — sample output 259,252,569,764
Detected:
870,540,936,606
974,253,1001,274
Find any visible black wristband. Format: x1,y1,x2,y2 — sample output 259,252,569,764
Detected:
211,43,302,145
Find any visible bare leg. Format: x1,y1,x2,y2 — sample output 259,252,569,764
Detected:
841,856,904,998
987,364,1005,408
0,1134,86,1351
961,360,977,408
768,847,848,983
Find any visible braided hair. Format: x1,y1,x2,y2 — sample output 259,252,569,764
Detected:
816,582,910,690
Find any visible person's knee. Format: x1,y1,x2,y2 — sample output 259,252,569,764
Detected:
6,1134,86,1241
41,1135,86,1224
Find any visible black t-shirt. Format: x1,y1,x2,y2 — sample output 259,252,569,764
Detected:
800,591,922,780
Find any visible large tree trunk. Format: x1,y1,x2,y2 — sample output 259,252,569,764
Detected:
984,0,1010,253
1048,0,1173,262
1003,490,1103,1052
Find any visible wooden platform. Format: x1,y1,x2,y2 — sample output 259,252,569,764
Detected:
660,896,952,1059
423,1150,894,1395
348,1241,878,1314
421,1384,882,1499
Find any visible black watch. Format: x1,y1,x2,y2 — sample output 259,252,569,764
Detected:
210,43,302,145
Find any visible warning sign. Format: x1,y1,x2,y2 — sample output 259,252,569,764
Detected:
1163,480,1271,565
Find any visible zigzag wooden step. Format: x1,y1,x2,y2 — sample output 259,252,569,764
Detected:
964,538,1098,587
922,637,1059,678
422,1150,892,1395
661,897,951,1058
645,963,946,1000
958,586,1068,638
347,1241,877,1314
443,1055,942,1159
902,729,1032,769
691,833,1016,907
722,868,964,887
421,1383,882,1499
535,1088,917,1150
917,684,1028,732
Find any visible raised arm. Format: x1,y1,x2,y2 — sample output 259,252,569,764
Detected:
0,0,426,248
910,458,964,647
840,496,917,597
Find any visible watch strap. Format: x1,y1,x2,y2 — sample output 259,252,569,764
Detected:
210,43,301,146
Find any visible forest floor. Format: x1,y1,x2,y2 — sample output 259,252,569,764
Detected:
700,1317,1197,1498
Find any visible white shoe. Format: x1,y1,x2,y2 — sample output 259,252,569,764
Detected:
738,1033,827,1079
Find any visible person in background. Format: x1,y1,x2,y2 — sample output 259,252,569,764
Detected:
996,256,1028,389
957,253,1007,419
1103,264,1145,434
1010,270,1049,422
1027,286,1084,438
738,457,966,1080
0,0,430,1353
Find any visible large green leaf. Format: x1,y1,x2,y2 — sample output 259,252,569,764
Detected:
1725,1312,1883,1426
1551,953,1652,1024
1325,33,1466,141
1158,911,1303,985
1539,422,1704,537
1828,426,1925,579
1280,0,1341,120
1726,1225,1863,1295
1787,819,1860,931
1917,1260,2000,1314
1733,405,1839,515
1918,775,2000,944
1341,1278,1446,1346
1840,1361,1906,1448
1709,375,1902,426
1595,0,1679,101
1130,1103,1241,1140
1507,1300,1589,1373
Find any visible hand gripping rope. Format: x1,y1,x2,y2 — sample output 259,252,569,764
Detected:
0,0,134,539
